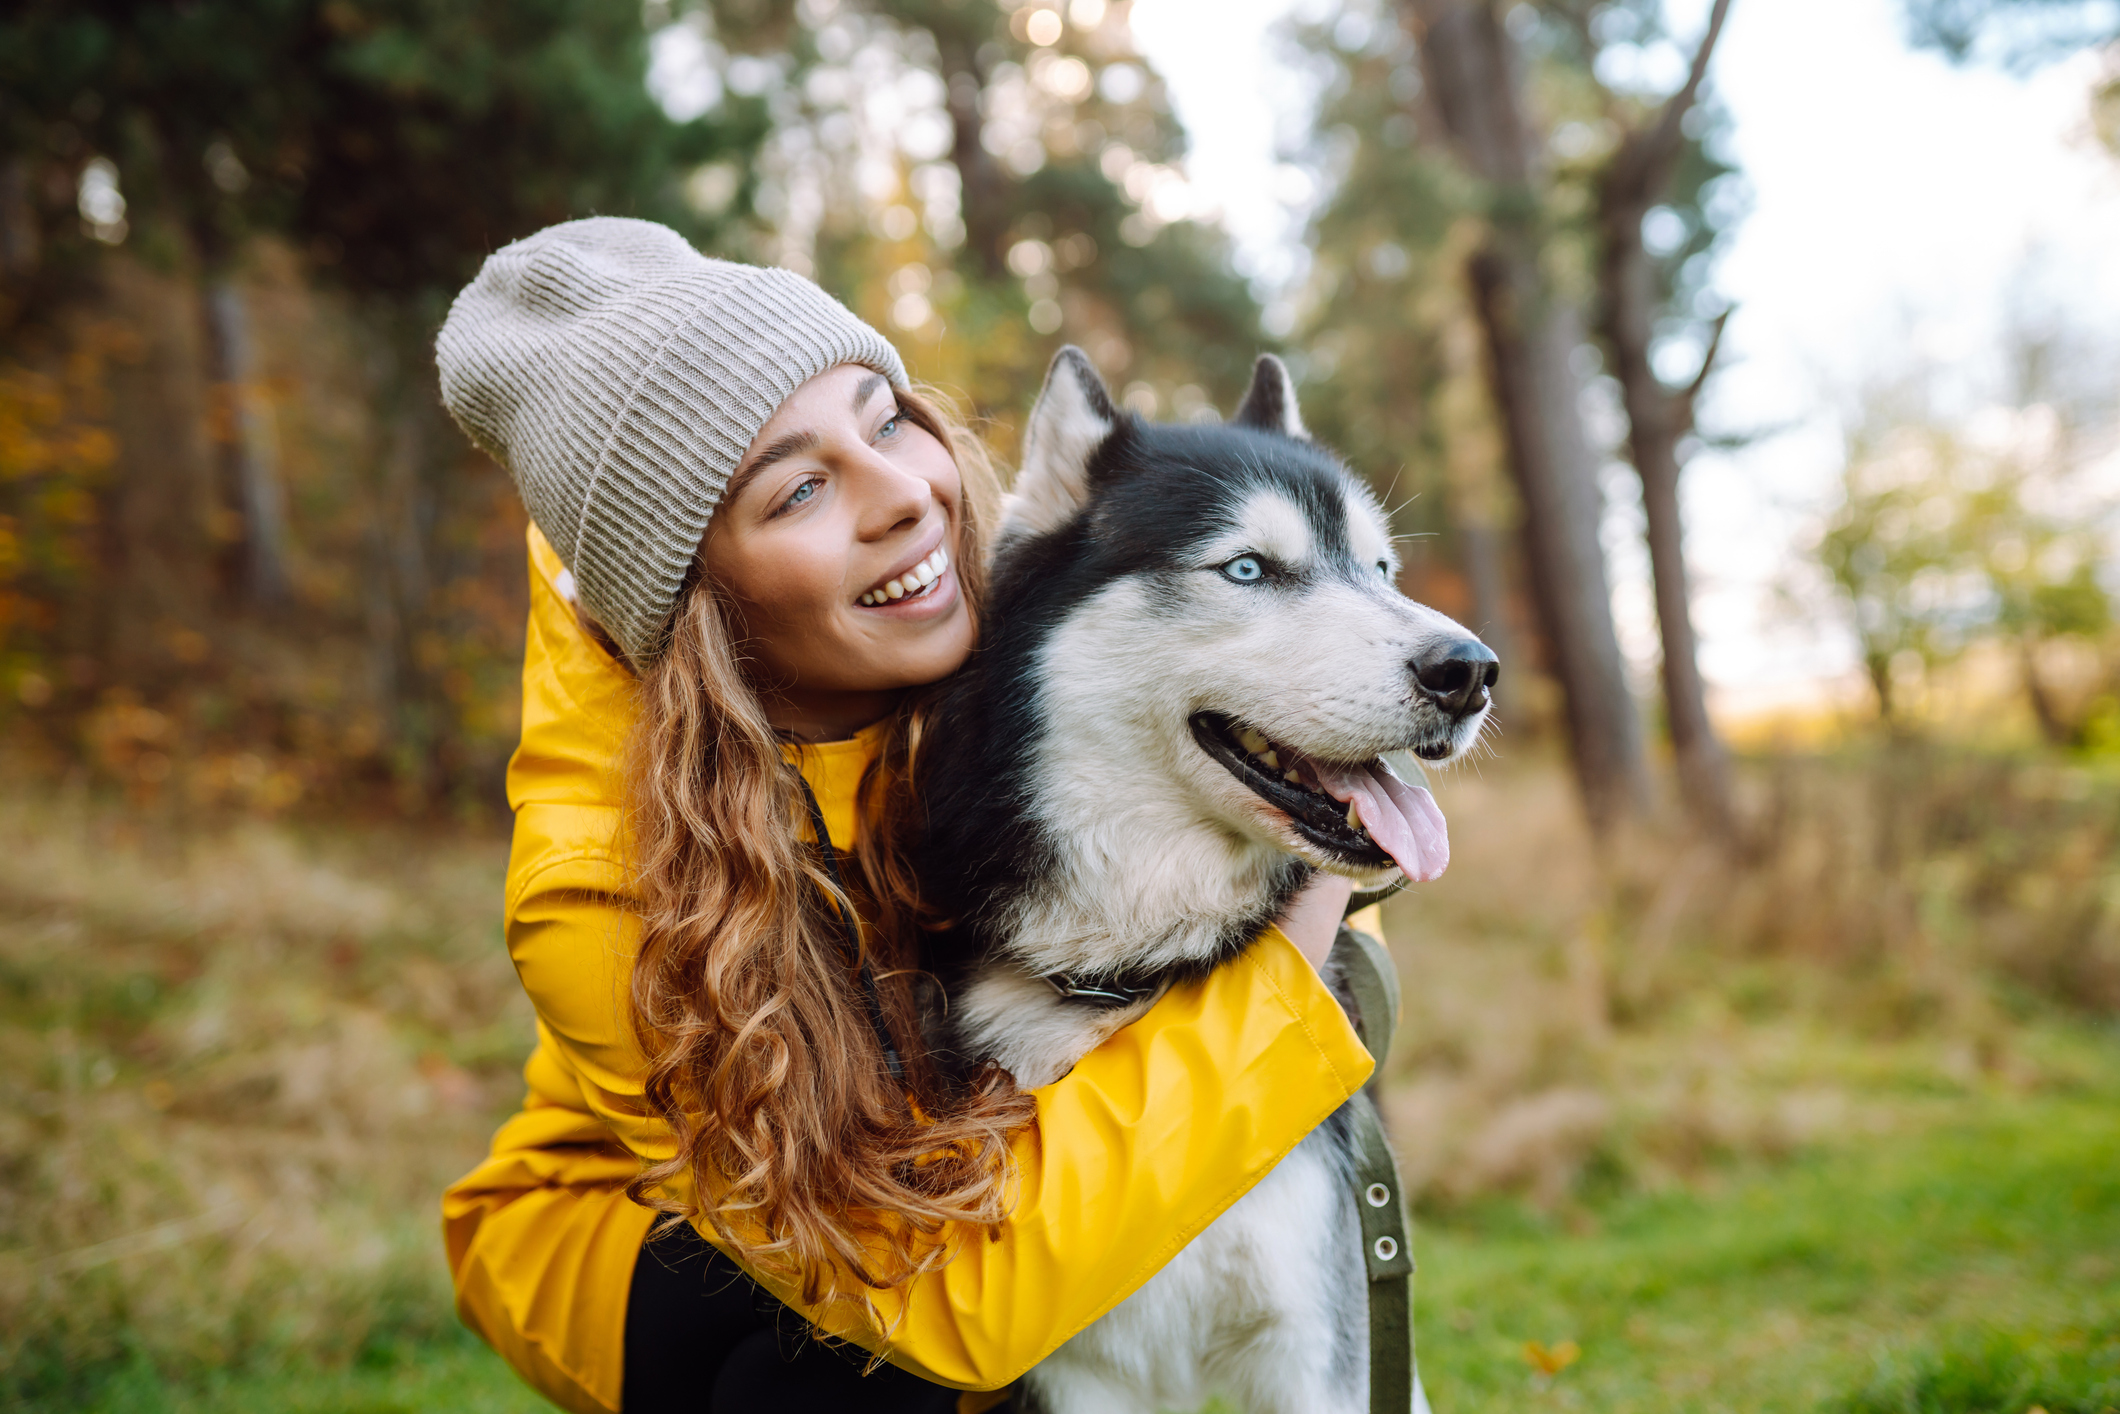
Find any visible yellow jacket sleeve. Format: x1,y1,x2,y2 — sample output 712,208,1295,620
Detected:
493,526,1376,1392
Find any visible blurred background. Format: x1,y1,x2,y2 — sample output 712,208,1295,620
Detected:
2,0,2117,1410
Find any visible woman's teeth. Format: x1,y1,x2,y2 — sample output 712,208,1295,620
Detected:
859,546,950,607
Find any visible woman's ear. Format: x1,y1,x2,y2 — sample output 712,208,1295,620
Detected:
1000,346,1119,543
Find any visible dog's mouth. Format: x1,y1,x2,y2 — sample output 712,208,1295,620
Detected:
1189,713,1450,882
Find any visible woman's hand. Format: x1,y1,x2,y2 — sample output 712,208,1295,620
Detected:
1274,871,1355,969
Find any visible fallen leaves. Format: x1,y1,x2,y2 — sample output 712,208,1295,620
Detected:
1522,1339,1583,1376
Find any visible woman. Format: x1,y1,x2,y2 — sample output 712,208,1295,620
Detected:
434,218,1378,1414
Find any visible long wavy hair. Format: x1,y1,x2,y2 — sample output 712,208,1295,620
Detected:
618,387,1035,1314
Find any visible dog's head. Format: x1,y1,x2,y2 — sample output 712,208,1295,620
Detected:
985,347,1496,892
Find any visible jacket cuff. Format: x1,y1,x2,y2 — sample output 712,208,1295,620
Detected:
1237,922,1377,1093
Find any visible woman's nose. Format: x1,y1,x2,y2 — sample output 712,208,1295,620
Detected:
854,451,934,535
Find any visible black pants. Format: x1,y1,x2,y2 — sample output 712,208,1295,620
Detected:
621,1225,968,1413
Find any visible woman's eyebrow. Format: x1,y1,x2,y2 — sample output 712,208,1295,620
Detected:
724,374,890,502
726,429,821,503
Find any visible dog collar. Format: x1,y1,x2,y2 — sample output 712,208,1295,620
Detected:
1042,971,1161,1009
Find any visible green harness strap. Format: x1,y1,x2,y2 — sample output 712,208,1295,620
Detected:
1331,924,1415,1414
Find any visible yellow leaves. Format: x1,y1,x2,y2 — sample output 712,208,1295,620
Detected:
0,370,118,485
0,345,122,486
83,695,312,810
0,321,132,663
165,626,211,665
1522,1338,1582,1376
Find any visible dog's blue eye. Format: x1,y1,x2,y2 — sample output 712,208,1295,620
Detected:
1222,556,1265,583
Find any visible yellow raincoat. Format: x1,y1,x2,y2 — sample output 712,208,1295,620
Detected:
441,527,1380,1414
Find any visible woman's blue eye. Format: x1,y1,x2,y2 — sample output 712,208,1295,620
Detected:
1222,555,1265,583
780,477,822,512
876,414,901,441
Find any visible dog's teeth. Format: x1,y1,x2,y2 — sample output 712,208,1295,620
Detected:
1345,799,1360,830
1236,726,1270,756
1260,749,1280,770
1284,769,1302,784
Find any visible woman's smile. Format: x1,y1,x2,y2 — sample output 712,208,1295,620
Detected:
857,544,953,610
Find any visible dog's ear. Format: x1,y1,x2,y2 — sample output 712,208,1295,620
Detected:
1002,345,1119,539
1231,354,1308,439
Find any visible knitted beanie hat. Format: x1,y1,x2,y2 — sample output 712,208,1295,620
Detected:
436,217,908,663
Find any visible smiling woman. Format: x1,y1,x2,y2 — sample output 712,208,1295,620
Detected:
431,217,1378,1414
701,366,976,741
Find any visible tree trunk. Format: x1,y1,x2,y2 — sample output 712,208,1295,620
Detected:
1865,650,1895,726
1592,0,1737,836
1403,0,1651,828
202,277,292,608
2020,639,2071,747
361,303,446,807
1635,410,1733,827
0,157,38,284
937,36,1009,280
1457,516,1514,670
1439,311,1517,670
1597,214,1731,829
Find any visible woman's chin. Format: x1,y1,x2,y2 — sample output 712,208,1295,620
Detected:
861,597,975,688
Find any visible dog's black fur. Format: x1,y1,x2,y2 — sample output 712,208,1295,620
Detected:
917,371,1361,985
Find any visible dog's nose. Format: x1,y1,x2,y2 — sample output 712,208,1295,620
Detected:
1410,639,1499,718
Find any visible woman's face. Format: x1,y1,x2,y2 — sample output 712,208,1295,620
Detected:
700,363,974,740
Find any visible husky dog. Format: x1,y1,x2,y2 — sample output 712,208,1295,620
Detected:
918,347,1495,1414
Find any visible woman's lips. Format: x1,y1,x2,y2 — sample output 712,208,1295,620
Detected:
856,561,958,620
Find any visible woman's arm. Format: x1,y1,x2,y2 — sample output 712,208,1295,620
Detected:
1277,871,1357,966
507,834,1373,1391
504,526,1376,1389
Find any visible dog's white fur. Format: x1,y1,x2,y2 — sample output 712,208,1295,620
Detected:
1004,351,1112,540
947,353,1464,1413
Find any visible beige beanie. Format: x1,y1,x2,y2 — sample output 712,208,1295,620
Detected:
436,217,907,663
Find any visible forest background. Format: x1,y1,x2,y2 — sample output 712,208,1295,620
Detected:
2,0,2119,1411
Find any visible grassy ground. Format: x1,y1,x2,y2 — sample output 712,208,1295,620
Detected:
53,1058,2120,1412
1416,1076,2120,1412
6,743,2118,1412
63,1333,543,1414
0,781,532,1411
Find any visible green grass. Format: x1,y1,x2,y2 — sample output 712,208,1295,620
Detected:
1414,1086,2120,1413
56,1078,2117,1414
11,758,2119,1413
44,1329,543,1414
1835,1326,2120,1414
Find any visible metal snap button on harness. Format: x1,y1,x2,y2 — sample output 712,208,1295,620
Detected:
1365,1183,1391,1208
1372,1236,1398,1262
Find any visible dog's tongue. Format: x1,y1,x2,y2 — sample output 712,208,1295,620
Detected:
1313,760,1450,883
